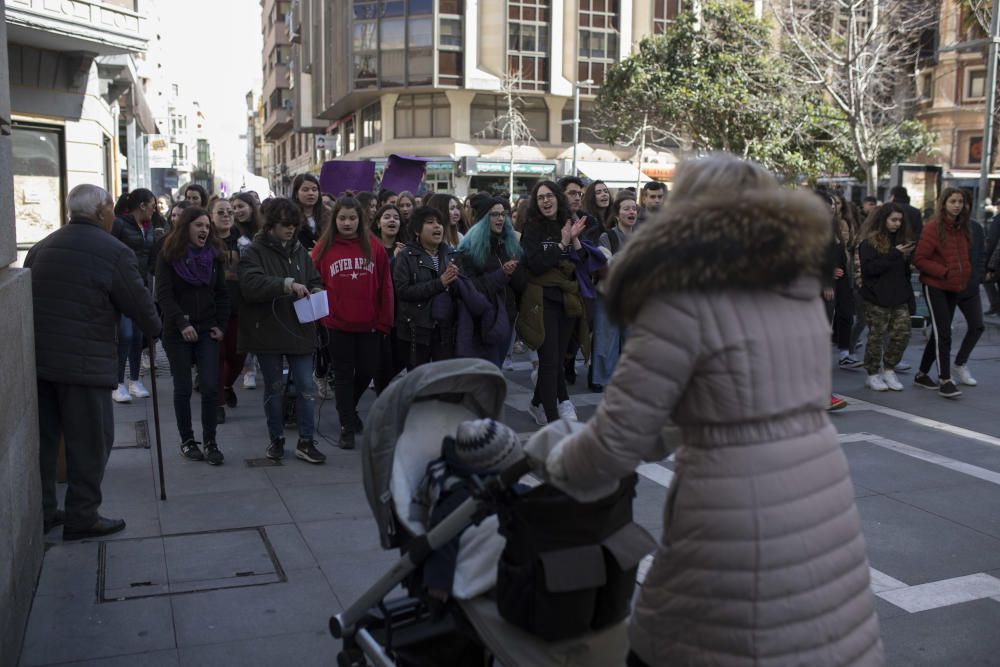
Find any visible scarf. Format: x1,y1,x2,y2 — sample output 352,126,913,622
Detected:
172,245,217,286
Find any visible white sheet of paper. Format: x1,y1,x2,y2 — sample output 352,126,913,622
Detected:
293,291,329,323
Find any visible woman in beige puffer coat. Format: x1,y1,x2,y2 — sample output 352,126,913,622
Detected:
545,154,883,666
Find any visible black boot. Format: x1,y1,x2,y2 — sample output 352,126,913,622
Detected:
338,427,356,450
266,436,285,460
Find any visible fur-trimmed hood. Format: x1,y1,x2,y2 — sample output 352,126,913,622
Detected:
604,189,831,323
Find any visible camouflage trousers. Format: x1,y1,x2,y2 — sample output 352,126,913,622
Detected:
863,302,911,375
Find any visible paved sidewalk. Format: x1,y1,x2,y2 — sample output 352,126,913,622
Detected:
20,351,395,666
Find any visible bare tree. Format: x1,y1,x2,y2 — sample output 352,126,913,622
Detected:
479,72,538,198
770,0,937,192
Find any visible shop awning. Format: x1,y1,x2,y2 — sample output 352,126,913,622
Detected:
577,160,650,189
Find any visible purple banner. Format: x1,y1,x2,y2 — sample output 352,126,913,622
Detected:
320,160,376,196
380,154,430,194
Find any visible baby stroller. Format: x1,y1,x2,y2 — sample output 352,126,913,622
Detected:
330,358,641,667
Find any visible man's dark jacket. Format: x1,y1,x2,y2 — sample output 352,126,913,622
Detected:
25,217,162,388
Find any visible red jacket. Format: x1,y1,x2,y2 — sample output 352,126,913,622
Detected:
913,217,971,293
312,235,394,334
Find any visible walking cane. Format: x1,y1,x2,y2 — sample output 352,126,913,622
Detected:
147,339,167,500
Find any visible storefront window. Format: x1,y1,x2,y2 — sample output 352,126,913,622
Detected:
361,103,382,147
13,123,65,248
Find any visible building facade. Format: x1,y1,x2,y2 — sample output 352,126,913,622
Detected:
259,0,705,197
914,1,996,205
6,0,157,250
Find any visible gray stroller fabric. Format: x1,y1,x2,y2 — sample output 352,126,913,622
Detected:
361,358,508,549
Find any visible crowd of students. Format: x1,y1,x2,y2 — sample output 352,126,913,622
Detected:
823,184,995,406
118,178,667,463
110,173,997,462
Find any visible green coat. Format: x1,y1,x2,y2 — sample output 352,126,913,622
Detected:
237,234,322,356
516,263,591,360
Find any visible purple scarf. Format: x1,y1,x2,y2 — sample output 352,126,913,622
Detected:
172,246,217,286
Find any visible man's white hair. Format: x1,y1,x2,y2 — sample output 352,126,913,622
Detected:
67,184,112,220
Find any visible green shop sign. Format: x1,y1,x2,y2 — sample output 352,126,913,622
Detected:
476,162,556,175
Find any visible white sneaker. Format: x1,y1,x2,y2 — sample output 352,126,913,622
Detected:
141,351,150,370
503,355,514,371
128,379,150,398
866,374,889,392
527,402,548,426
881,369,904,391
953,365,977,386
558,400,578,421
112,384,133,403
243,371,256,389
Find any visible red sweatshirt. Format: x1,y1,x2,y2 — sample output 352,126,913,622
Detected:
312,234,394,334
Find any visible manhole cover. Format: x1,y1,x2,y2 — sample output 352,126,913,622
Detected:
99,527,285,602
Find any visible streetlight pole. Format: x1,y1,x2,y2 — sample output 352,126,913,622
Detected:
571,79,593,177
977,0,1000,219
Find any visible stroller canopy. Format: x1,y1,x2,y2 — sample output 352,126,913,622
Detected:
361,359,508,549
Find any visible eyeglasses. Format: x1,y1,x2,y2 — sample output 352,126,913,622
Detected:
565,190,583,198
488,211,504,218
536,193,556,202
215,209,233,216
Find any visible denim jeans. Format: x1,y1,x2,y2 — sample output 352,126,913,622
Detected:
117,315,145,383
257,353,315,441
162,335,220,443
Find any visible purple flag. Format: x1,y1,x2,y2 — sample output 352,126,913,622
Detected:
380,154,429,193
320,160,376,196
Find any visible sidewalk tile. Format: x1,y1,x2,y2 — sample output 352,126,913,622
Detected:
262,524,319,572
20,595,174,665
156,487,292,535
170,567,339,648
176,630,335,667
297,518,383,559
277,482,371,523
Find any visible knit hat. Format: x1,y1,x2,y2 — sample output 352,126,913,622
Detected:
444,418,523,474
470,193,503,225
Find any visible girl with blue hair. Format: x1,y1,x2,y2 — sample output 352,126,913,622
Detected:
457,197,527,367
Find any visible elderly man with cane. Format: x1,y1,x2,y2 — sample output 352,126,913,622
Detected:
26,184,161,540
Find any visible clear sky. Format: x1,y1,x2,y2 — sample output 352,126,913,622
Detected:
154,0,263,191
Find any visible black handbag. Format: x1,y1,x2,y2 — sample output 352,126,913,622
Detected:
495,474,656,641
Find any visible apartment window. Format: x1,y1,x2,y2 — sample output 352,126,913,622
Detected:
561,103,602,144
653,0,683,34
438,3,463,86
351,0,434,89
957,130,983,166
471,94,548,141
508,0,550,91
395,94,450,138
920,71,934,101
965,68,986,101
360,103,382,146
578,0,619,94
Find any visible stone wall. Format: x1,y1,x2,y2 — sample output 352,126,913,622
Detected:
0,6,44,663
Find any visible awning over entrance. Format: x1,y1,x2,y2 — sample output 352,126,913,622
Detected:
577,160,650,188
